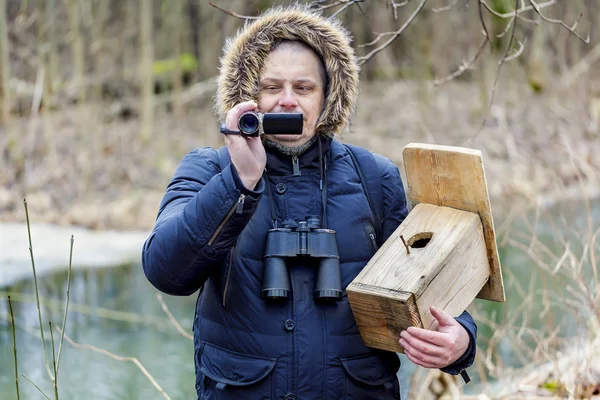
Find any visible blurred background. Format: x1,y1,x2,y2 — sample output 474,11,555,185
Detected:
0,0,599,399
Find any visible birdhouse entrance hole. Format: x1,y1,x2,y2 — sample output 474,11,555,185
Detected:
408,232,433,248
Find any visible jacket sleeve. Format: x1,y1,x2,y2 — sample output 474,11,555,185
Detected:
142,147,264,296
375,154,477,376
440,311,477,375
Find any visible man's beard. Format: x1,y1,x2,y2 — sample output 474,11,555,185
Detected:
263,135,318,157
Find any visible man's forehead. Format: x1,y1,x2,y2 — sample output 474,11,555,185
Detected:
260,76,318,83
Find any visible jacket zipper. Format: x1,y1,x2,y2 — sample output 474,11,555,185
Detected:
292,156,301,176
368,233,378,252
207,194,245,246
222,244,237,308
364,222,379,254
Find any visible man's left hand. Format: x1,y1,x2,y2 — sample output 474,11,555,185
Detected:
399,306,469,369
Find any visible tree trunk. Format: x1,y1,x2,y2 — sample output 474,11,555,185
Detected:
0,0,10,124
140,0,154,141
47,0,58,106
92,0,110,102
67,0,85,103
170,0,184,118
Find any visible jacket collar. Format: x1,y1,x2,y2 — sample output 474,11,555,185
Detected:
265,136,332,176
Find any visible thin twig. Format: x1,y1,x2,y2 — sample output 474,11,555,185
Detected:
57,327,172,400
591,228,599,296
503,38,525,62
155,293,193,340
465,0,520,146
310,0,348,12
496,16,515,38
478,0,558,19
527,0,589,43
56,235,74,375
478,0,493,52
388,0,409,20
431,0,459,13
433,36,488,85
8,296,21,400
49,322,59,400
23,198,53,379
22,374,52,400
208,2,257,20
0,291,170,328
330,0,363,19
357,0,427,66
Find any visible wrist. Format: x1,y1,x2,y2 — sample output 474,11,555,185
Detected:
230,164,262,192
239,174,260,191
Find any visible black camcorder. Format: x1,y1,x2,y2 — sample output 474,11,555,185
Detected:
238,112,303,137
262,216,342,302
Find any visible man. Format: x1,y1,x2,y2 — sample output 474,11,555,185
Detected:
142,5,476,399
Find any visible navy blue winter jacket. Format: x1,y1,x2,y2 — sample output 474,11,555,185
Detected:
142,137,477,399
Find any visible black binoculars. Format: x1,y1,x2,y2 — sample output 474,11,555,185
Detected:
262,216,342,301
238,112,304,137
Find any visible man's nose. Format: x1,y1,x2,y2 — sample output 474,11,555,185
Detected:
278,89,298,109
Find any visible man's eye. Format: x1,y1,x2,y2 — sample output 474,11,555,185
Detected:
297,86,312,92
263,86,280,91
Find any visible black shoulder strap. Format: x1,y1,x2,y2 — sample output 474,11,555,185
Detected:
344,144,385,244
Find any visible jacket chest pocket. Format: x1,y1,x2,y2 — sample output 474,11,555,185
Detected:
341,353,400,400
198,342,277,400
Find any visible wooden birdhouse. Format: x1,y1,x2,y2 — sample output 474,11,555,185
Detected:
347,143,505,353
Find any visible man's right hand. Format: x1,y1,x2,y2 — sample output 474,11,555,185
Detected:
223,101,267,190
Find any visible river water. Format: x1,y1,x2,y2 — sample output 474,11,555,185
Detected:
1,199,598,399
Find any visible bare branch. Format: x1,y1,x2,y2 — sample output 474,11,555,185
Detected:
503,38,526,61
388,0,410,20
330,0,365,19
208,2,257,20
465,0,521,145
357,0,428,66
479,0,559,19
155,293,193,341
478,0,493,52
432,0,459,13
21,374,52,400
8,297,20,400
527,0,590,43
433,36,488,85
309,0,348,12
55,235,74,376
57,326,172,400
496,16,515,38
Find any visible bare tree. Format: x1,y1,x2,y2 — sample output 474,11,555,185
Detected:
66,0,85,103
170,0,185,118
0,0,10,124
140,0,154,141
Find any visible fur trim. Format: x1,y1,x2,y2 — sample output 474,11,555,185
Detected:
214,4,360,136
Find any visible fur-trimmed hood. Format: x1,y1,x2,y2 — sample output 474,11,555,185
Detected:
214,5,360,136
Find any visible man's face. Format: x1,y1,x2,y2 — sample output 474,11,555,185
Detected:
258,44,325,148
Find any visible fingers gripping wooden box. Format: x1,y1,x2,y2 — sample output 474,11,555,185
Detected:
347,143,506,353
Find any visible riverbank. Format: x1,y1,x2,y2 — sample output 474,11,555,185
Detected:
0,223,149,287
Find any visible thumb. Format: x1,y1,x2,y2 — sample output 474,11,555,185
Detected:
430,306,456,328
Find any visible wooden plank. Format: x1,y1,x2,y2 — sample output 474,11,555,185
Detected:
402,143,505,302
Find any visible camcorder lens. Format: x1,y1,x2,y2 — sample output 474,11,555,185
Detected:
239,112,260,135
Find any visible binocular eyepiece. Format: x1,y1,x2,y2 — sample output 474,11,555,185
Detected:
238,112,304,137
262,216,342,302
